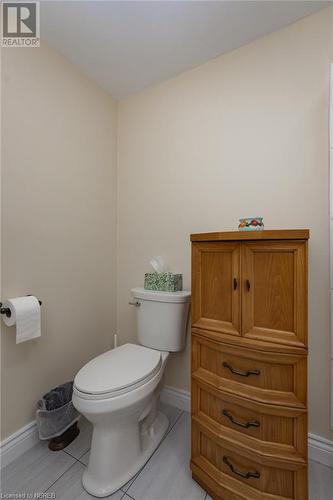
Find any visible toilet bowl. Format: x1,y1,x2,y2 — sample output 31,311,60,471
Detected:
73,344,169,497
73,288,190,497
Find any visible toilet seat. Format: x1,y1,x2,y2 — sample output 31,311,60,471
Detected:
74,343,162,400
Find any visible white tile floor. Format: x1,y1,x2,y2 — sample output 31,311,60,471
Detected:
1,403,333,500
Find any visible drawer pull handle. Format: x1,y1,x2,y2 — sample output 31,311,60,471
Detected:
246,279,251,291
223,361,261,377
223,456,260,480
233,278,238,290
222,409,260,429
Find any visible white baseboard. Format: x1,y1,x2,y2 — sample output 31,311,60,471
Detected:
0,420,38,469
160,385,190,412
308,433,333,468
1,387,332,471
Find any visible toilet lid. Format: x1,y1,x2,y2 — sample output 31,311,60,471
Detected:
74,343,162,395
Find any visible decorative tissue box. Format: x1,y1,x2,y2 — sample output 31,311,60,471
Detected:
144,272,183,292
238,217,264,231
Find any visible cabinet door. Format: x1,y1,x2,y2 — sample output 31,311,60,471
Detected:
241,241,307,348
192,242,241,336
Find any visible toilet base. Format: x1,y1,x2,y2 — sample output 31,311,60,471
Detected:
82,411,169,497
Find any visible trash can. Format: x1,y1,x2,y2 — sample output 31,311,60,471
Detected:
36,381,80,451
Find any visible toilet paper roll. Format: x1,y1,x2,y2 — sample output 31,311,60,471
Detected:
2,296,41,344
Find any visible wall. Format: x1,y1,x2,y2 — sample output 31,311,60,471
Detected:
1,43,117,439
118,8,333,440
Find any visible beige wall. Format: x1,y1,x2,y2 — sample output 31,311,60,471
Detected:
118,8,333,440
2,7,333,444
1,43,117,439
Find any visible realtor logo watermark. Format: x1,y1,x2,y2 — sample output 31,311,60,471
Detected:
1,2,40,47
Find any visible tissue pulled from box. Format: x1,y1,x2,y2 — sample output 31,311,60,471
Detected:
149,256,167,273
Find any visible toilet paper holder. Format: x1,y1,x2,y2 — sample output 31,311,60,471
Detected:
0,296,42,318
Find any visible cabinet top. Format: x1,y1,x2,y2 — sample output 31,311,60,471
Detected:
190,229,310,242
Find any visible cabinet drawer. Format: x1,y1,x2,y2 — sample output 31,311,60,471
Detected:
191,420,307,499
192,380,307,458
192,333,307,408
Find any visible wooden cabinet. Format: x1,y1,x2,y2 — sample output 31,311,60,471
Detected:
190,230,309,500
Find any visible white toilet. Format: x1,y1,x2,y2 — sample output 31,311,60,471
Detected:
72,287,191,497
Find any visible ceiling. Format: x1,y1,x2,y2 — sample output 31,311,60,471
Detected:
41,1,330,100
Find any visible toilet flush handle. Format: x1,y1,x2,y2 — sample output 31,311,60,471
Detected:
128,301,141,307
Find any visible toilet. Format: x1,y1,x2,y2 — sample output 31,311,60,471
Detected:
72,287,191,497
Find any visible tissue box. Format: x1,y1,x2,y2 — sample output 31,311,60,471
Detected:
238,217,264,231
144,272,183,292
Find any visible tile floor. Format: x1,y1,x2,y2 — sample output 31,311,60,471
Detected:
1,403,333,500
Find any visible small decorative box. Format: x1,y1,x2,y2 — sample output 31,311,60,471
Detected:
238,217,264,231
144,272,183,292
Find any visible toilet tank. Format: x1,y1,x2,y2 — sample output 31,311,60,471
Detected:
131,288,191,352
